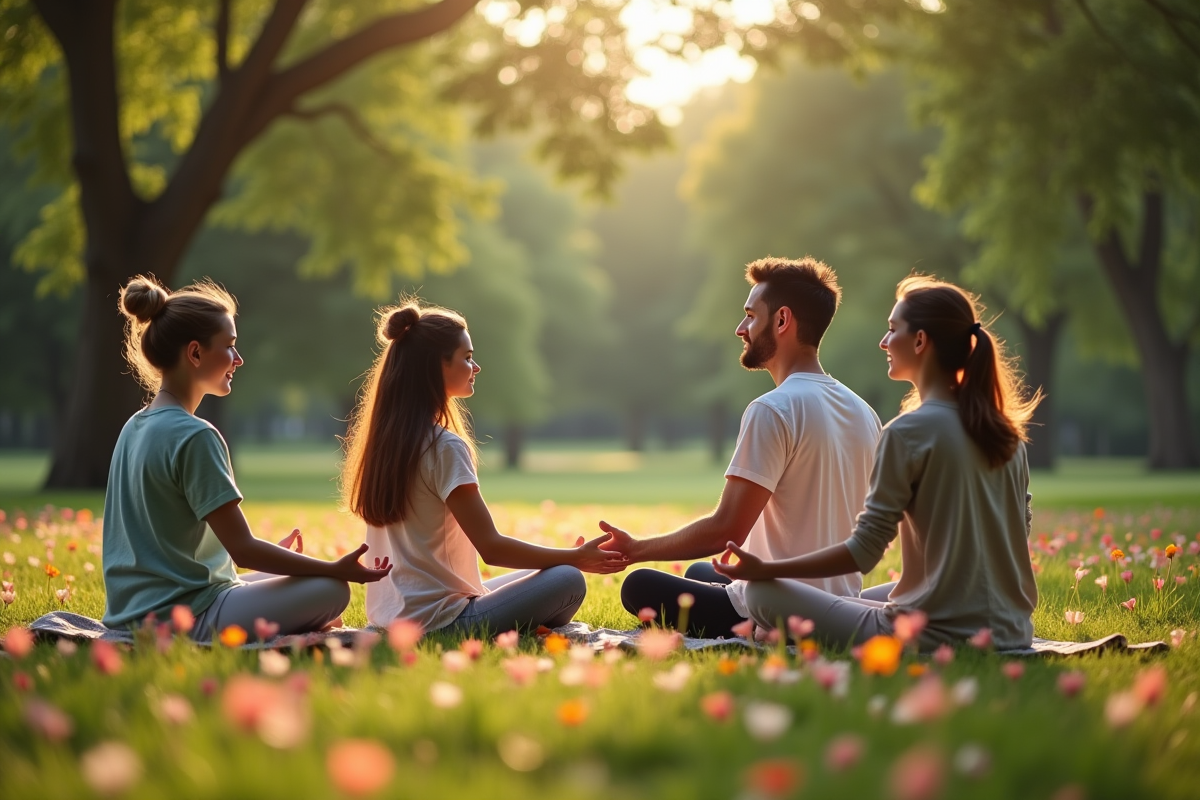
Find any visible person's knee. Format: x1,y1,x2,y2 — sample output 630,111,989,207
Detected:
683,562,712,582
620,569,661,612
742,580,785,626
309,577,351,616
545,565,587,600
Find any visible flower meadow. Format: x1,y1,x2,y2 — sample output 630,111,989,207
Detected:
2,502,1199,800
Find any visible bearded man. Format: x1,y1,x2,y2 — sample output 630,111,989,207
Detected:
599,257,884,636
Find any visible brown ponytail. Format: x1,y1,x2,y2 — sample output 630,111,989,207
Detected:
896,275,1042,467
118,274,237,394
341,298,477,526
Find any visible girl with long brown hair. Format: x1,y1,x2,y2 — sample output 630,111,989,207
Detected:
103,275,391,640
342,300,627,634
712,275,1041,651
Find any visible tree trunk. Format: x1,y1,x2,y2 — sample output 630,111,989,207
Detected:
44,268,145,488
1013,313,1064,470
504,423,523,470
1082,192,1198,468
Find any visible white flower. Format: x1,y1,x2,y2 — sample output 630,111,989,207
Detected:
429,681,463,709
743,701,792,741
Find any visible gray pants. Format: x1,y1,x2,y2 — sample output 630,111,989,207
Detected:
192,572,351,642
743,579,898,649
443,566,586,635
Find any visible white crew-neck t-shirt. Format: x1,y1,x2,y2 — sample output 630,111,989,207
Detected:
724,372,882,617
365,428,484,631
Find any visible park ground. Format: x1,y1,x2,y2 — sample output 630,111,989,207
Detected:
1,443,1199,799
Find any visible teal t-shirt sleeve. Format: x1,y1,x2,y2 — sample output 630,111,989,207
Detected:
178,428,243,520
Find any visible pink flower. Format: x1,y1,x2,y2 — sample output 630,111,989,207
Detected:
494,630,519,651
932,644,954,666
1170,629,1187,647
429,681,463,709
1057,671,1086,698
13,671,33,692
2,588,17,606
326,739,395,797
967,628,992,649
891,677,949,724
387,618,423,653
1105,691,1141,728
502,655,540,686
171,605,194,635
1094,575,1108,592
892,611,928,645
461,638,484,660
1176,576,1187,586
254,617,280,641
637,607,658,623
824,734,865,772
787,615,815,639
1073,567,1089,583
91,641,123,675
1120,598,1137,611
638,628,681,660
1064,610,1085,625
1133,665,1167,707
1120,570,1133,584
1152,577,1165,592
888,745,946,800
3,625,34,659
731,619,755,639
700,690,734,722
1002,662,1025,681
441,650,470,673
80,741,143,795
199,676,219,697
23,698,74,742
157,694,194,725
221,675,281,732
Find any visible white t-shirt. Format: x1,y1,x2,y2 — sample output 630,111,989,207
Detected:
724,372,882,617
365,429,484,631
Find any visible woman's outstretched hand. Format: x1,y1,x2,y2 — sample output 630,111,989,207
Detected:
712,542,771,581
572,533,630,574
278,529,303,553
330,543,393,583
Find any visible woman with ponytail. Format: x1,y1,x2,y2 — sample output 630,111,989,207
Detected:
103,276,392,640
713,275,1041,651
342,300,627,634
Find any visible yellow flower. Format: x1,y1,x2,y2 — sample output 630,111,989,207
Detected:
219,625,247,648
1110,548,1125,562
1165,544,1179,559
859,635,903,677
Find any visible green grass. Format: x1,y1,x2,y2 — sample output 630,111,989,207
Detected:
2,492,1200,799
3,442,1199,511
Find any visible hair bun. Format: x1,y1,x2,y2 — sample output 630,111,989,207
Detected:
385,306,420,342
120,277,169,323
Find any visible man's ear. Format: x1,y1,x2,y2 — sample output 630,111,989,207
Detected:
776,306,793,334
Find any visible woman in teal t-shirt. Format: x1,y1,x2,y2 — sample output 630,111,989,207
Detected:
102,275,392,641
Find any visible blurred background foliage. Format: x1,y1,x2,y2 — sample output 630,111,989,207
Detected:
2,0,1198,474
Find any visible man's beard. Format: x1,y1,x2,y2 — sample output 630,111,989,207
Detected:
740,324,777,370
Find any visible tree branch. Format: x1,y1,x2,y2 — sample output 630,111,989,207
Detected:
216,0,231,80
1141,0,1200,60
1141,0,1200,29
240,0,480,145
286,102,395,161
1137,189,1164,283
1071,0,1145,72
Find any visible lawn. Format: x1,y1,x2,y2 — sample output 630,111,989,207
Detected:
1,445,1199,799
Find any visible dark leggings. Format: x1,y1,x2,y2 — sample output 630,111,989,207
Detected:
620,562,746,638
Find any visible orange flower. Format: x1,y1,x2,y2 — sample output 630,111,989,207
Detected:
716,656,739,676
543,633,570,655
44,564,61,579
76,508,94,525
1165,544,1180,559
859,635,903,676
907,664,928,678
219,625,248,648
556,698,588,726
326,739,395,797
1109,548,1125,562
744,758,804,798
1093,507,1105,520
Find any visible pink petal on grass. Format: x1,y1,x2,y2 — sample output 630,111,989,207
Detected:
171,605,194,635
1064,610,1085,625
494,630,519,651
1170,629,1186,648
91,641,123,676
1120,598,1136,611
731,619,755,639
744,758,805,799
824,734,865,773
888,745,946,800
80,741,142,796
1094,575,1108,592
1133,665,1167,707
637,607,658,623
893,611,928,645
386,619,424,653
932,644,954,666
787,615,815,639
1057,671,1086,698
461,639,484,660
326,739,395,797
3,626,34,659
1002,662,1025,681
254,617,280,641
891,677,949,725
23,698,74,742
637,628,681,661
700,690,734,722
967,628,992,649
1105,691,1142,728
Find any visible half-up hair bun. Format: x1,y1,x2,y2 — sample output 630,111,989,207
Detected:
120,276,170,323
384,305,420,343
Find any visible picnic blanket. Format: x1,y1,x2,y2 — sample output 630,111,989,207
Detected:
7,612,1169,657
552,621,1171,657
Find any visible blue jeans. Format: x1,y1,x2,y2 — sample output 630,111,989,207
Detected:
444,565,586,635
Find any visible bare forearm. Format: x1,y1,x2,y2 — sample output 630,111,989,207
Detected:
229,539,337,577
631,517,734,563
755,543,859,580
477,536,579,570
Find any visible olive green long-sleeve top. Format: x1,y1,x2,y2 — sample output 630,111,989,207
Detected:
844,400,1038,650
